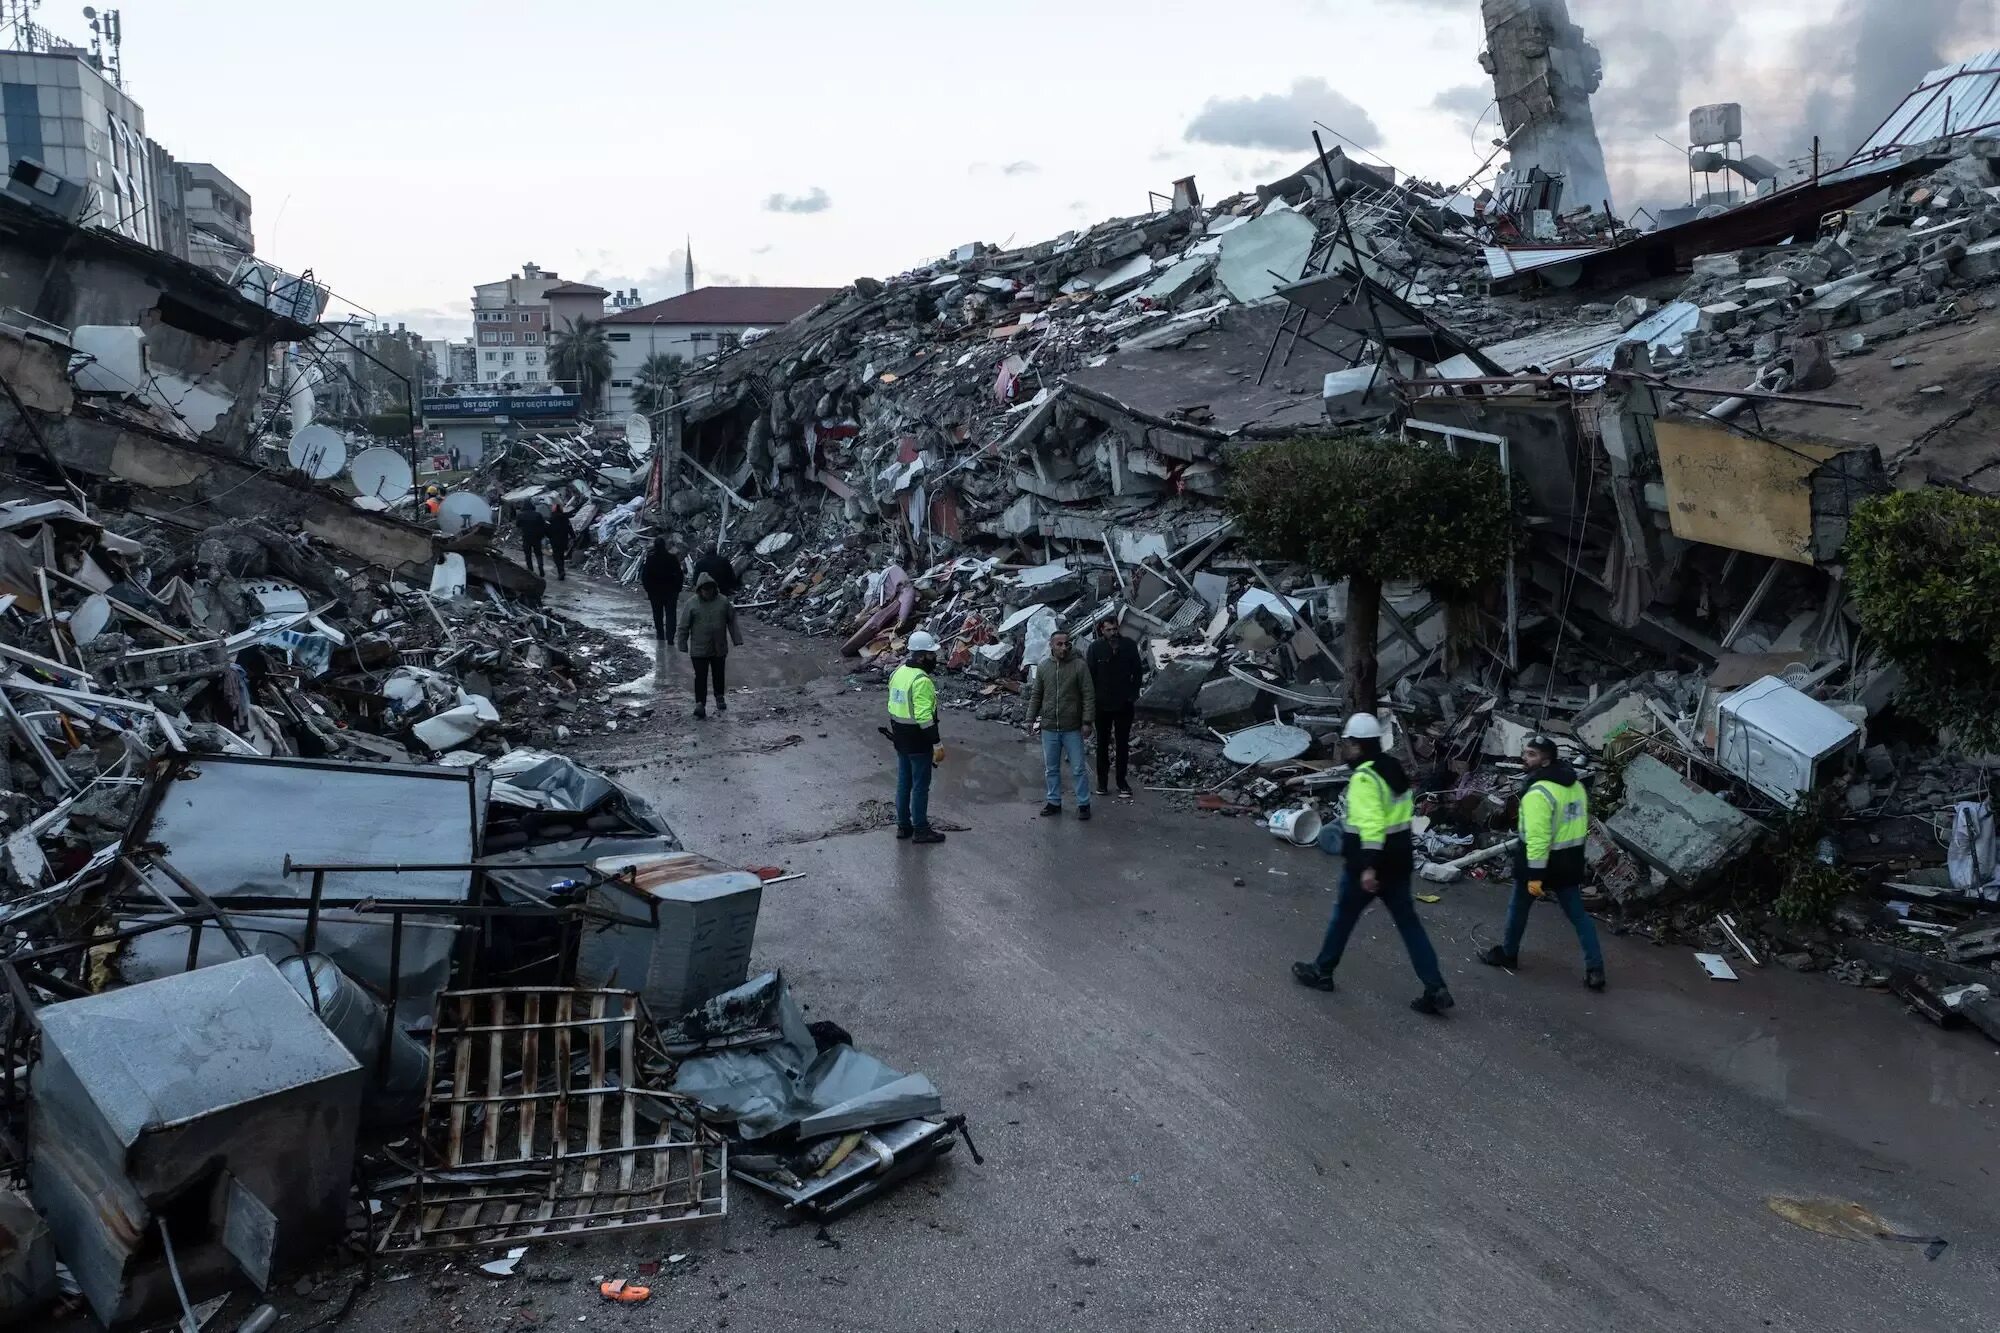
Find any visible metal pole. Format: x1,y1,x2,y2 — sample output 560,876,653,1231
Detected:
303,869,326,954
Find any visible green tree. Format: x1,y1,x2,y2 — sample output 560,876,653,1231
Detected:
549,316,615,413
1847,487,2000,752
634,351,686,414
1226,433,1517,714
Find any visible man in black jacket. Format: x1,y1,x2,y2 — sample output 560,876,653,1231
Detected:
1086,614,1144,799
640,535,685,644
692,546,738,595
546,502,574,582
515,500,547,578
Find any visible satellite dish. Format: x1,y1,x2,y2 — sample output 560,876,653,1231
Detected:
68,593,112,645
287,424,346,480
436,492,494,535
350,447,414,502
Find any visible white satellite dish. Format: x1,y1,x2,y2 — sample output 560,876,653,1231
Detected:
626,413,654,455
350,447,415,502
287,424,346,480
436,492,494,535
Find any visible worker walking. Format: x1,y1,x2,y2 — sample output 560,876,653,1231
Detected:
546,502,574,583
887,631,947,845
641,535,685,644
1481,735,1605,990
1292,714,1455,1016
675,571,742,718
516,500,547,577
1027,630,1095,819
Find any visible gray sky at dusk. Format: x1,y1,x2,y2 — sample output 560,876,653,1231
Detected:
105,0,1997,337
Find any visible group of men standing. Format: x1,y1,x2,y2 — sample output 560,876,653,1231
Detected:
514,498,576,582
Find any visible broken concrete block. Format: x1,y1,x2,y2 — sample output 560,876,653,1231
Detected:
1697,301,1742,332
1790,335,1836,390
1692,252,1747,280
1603,755,1762,898
1854,286,1905,322
1012,560,1084,606
0,1188,56,1322
1229,604,1291,653
970,642,1016,680
1137,658,1213,721
1742,275,1795,300
1197,675,1266,731
1953,235,2000,282
1613,294,1653,330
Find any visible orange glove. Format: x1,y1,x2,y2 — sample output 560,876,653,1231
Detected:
932,743,946,765
1527,879,1546,899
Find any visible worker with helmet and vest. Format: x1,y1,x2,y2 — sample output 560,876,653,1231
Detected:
888,631,948,845
1481,735,1604,989
1293,713,1455,1016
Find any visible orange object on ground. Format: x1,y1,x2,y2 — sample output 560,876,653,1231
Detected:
599,1279,651,1303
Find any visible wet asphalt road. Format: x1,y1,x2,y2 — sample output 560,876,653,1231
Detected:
325,578,2000,1333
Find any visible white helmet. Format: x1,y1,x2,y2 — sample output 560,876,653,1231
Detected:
1341,712,1384,740
906,630,940,653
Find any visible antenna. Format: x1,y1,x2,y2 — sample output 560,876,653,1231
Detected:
2,1,50,52
83,6,121,86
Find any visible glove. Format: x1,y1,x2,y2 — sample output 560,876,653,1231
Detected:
1527,879,1546,899
932,743,946,765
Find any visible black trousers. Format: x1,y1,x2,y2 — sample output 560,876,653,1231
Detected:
521,535,545,576
650,593,678,641
1096,706,1134,787
549,541,568,581
692,655,726,707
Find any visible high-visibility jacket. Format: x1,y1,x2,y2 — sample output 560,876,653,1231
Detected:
1520,771,1589,887
1342,759,1414,878
887,663,939,754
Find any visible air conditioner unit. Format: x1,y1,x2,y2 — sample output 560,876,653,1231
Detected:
5,158,88,224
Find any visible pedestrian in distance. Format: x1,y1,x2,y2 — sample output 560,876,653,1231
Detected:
1481,735,1605,990
676,571,742,718
516,500,547,578
1086,613,1143,800
546,501,574,582
1026,629,1095,819
641,535,685,644
692,545,738,595
887,630,947,845
1292,713,1455,1016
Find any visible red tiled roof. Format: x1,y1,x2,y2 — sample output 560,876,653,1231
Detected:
602,285,840,327
543,281,610,296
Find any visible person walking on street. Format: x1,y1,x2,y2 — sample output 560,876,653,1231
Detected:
641,536,685,644
516,501,547,578
676,571,742,718
1480,735,1605,990
1026,630,1095,819
887,631,947,845
692,545,738,595
1086,614,1143,799
1292,714,1455,1016
546,502,574,582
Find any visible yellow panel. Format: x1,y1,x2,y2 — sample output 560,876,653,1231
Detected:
1654,419,1843,564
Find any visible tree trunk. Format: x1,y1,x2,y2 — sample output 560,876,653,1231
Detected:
1344,573,1382,718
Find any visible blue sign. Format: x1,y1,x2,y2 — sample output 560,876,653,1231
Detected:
421,393,581,420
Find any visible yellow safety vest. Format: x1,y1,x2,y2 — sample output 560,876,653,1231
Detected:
887,664,936,726
1344,761,1413,852
1521,777,1589,874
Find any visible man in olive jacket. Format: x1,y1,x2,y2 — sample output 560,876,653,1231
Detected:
675,572,743,718
1026,630,1096,819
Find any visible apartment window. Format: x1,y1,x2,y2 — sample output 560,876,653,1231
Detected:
502,352,515,364
479,331,496,345
610,379,633,389
501,332,514,344
2,84,43,166
484,351,496,362
607,331,630,342
689,332,712,345
525,352,538,364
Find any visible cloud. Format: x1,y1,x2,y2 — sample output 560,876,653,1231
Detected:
1000,160,1039,176
763,187,832,214
377,305,469,340
579,252,751,301
1431,83,1493,120
968,160,1042,177
1184,76,1380,152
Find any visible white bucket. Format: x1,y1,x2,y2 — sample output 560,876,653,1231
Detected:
1267,807,1322,846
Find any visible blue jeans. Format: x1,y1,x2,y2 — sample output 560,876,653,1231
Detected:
895,751,934,832
1502,869,1603,969
1312,863,1446,991
1041,728,1090,807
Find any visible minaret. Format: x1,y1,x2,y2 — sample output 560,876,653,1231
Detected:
684,238,695,294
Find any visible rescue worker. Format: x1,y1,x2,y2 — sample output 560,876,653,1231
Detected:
1292,713,1455,1016
1481,735,1605,990
423,484,443,516
887,631,947,844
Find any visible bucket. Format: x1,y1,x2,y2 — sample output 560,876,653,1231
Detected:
1267,807,1322,846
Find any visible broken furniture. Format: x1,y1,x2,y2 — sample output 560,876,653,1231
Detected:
377,987,727,1255
29,956,363,1329
1713,674,1860,808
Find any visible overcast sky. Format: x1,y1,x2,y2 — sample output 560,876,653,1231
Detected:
114,0,1994,338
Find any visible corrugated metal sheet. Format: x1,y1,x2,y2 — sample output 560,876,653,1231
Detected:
1845,50,2000,167
1482,245,1602,281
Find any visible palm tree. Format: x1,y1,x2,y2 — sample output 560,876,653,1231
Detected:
549,317,614,412
634,352,685,414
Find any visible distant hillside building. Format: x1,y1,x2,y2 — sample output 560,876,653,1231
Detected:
601,285,838,416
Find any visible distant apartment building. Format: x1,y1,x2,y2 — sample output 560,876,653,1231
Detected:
182,162,252,275
469,262,607,387
600,286,837,416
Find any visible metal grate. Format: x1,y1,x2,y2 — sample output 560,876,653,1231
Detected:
379,987,727,1255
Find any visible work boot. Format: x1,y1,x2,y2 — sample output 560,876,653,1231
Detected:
913,829,946,845
693,706,707,719
717,700,727,713
1291,961,1336,991
896,825,913,840
1041,803,1062,816
1478,945,1518,969
1585,967,1606,992
1117,782,1133,799
1410,987,1456,1016
1077,804,1091,821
